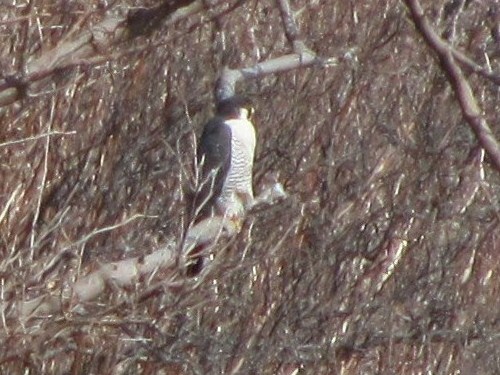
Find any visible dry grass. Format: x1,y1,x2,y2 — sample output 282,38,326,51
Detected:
1,0,499,373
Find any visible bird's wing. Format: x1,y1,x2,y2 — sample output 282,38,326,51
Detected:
195,117,232,214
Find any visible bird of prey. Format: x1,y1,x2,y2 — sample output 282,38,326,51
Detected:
193,96,256,224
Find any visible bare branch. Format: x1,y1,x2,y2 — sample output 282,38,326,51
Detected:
15,215,234,316
215,0,332,101
20,180,283,315
405,0,500,171
450,46,500,86
216,52,323,101
0,0,223,107
276,0,300,46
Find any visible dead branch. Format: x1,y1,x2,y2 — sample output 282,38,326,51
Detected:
20,216,233,315
405,0,500,171
276,0,300,46
0,0,223,107
17,178,286,317
71,180,285,305
449,45,500,86
215,0,334,101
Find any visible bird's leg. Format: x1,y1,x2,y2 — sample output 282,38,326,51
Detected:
237,190,256,211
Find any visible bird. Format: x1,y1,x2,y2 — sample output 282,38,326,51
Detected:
192,95,256,226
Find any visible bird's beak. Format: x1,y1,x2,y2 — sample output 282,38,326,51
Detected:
241,107,254,120
248,106,255,119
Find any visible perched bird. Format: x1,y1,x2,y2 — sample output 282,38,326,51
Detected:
193,96,256,224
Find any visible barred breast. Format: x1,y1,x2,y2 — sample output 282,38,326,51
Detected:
219,118,256,207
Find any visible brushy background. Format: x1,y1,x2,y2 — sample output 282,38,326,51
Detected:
1,0,499,373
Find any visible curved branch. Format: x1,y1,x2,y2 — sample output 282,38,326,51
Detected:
16,215,236,317
405,0,500,171
17,179,286,317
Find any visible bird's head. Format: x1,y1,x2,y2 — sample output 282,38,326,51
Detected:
216,96,254,120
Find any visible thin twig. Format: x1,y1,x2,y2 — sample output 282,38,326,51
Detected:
449,43,500,86
63,213,155,251
0,130,77,148
29,96,56,260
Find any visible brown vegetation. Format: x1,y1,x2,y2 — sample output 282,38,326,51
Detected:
1,0,499,373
